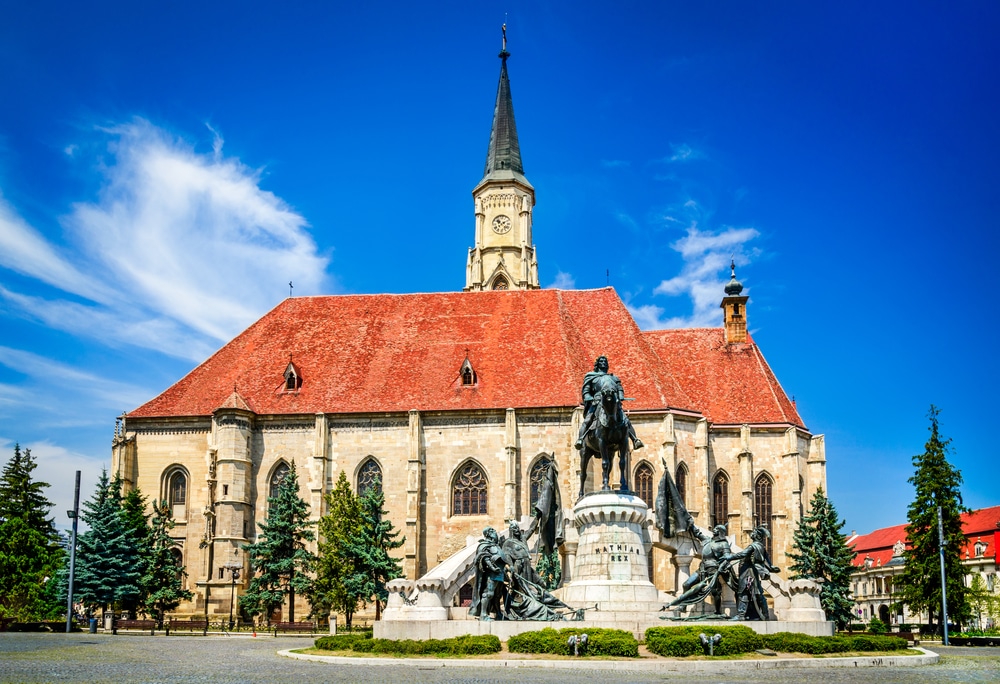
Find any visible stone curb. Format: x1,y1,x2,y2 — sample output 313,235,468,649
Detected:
278,647,939,672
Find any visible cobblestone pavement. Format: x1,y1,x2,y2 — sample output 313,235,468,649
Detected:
1,634,998,683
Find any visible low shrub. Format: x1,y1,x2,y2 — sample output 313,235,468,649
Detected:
314,633,370,651
867,617,889,634
507,627,638,657
645,627,907,658
316,633,501,656
841,634,907,652
645,625,763,657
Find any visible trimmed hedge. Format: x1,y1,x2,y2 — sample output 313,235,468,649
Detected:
314,633,501,655
507,627,638,657
644,627,908,658
645,625,763,657
314,634,371,651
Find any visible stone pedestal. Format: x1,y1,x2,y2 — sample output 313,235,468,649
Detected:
557,491,661,611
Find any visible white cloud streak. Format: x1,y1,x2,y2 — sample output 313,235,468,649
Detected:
0,118,330,361
629,224,760,329
548,271,576,289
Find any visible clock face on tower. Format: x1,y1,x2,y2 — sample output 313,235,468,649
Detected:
492,214,512,234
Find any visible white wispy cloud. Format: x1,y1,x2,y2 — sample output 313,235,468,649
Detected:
0,118,330,361
548,271,576,289
661,143,702,163
0,346,153,415
629,224,759,329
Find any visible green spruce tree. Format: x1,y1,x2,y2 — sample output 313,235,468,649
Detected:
118,477,151,617
240,463,316,625
142,500,193,627
898,406,971,632
74,470,143,617
343,478,404,621
312,471,363,629
787,487,856,629
0,444,65,620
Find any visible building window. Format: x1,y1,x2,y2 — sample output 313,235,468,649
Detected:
528,456,552,511
452,462,488,516
733,303,741,316
283,361,301,392
712,472,729,528
166,468,188,520
460,357,477,386
492,276,509,290
634,462,654,506
269,462,290,500
675,463,688,506
357,458,383,497
754,473,774,558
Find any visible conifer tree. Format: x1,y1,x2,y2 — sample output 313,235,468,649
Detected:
342,478,404,620
312,471,362,629
142,500,193,627
0,444,60,541
118,476,151,617
898,406,971,631
240,463,315,624
74,470,142,617
0,444,65,620
787,487,856,628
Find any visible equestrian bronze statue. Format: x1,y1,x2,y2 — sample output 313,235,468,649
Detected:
576,356,643,499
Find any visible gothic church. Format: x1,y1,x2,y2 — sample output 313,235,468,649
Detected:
111,38,826,620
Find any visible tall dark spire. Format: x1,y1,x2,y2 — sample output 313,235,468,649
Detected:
481,23,528,187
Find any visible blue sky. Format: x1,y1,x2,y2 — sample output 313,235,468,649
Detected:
1,2,997,536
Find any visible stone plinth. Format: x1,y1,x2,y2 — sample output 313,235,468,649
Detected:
558,491,661,611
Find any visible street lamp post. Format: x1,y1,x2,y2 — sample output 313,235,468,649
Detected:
65,471,80,633
225,563,242,631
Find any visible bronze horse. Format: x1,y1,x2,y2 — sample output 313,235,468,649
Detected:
578,374,631,499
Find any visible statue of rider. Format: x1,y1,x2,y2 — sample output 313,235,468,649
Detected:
574,356,644,451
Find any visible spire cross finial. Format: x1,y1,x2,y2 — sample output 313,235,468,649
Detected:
500,22,509,60
730,254,736,277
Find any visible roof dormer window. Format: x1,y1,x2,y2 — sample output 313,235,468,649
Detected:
459,355,477,387
283,359,302,392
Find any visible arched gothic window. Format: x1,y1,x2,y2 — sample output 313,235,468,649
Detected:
165,468,188,520
452,462,488,516
634,462,654,506
675,463,688,506
754,473,774,559
269,462,290,500
357,458,383,497
712,471,729,529
528,456,552,511
492,276,509,291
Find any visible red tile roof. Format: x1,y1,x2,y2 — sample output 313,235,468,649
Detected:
643,328,804,427
848,506,1000,568
128,288,801,425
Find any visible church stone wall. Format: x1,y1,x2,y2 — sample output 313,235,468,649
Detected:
114,409,824,618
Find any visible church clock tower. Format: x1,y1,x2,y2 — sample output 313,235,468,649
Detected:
465,26,539,292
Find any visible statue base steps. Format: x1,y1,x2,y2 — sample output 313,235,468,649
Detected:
374,617,835,641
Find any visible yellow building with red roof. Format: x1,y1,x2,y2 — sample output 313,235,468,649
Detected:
847,505,1000,628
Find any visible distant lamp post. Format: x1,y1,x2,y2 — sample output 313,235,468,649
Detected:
224,562,243,631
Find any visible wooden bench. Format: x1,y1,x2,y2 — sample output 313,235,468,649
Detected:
273,622,316,636
166,619,208,636
116,619,157,635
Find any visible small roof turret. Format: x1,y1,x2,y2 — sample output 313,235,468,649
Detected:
724,259,744,296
